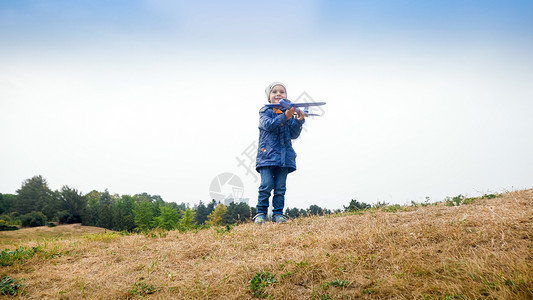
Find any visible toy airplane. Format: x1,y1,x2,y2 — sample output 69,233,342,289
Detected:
264,99,326,117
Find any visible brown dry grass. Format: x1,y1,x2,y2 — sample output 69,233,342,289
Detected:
0,224,106,246
1,189,532,299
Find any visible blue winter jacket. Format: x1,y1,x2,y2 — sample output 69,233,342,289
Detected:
255,103,305,173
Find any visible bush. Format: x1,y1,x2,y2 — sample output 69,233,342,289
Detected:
344,199,371,212
55,210,81,224
0,222,18,231
20,211,47,227
0,214,12,223
482,193,502,199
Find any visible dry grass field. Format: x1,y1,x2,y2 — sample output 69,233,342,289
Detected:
1,189,532,299
0,224,106,246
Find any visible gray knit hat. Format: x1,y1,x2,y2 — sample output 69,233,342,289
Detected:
265,82,287,102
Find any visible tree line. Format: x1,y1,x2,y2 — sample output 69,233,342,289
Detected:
0,175,365,231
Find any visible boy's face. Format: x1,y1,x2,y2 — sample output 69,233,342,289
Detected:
269,85,286,104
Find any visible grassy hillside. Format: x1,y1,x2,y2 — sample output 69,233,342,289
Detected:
1,189,532,299
0,224,106,246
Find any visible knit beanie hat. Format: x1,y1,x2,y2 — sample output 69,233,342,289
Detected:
265,82,287,102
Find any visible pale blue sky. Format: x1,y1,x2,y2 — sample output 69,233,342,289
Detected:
1,1,532,209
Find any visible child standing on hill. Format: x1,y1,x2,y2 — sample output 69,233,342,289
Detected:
253,82,305,224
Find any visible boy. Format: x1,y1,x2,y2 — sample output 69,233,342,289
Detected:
253,82,305,224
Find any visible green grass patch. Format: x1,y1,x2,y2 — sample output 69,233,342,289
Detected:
128,280,159,296
0,276,25,296
248,272,276,298
321,279,350,290
381,204,403,213
0,246,41,266
445,193,503,206
84,231,121,242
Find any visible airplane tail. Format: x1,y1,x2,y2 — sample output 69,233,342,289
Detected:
303,106,320,117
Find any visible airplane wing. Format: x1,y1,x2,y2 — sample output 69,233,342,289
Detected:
265,99,326,117
264,99,326,108
263,99,326,117
263,103,284,108
289,102,326,107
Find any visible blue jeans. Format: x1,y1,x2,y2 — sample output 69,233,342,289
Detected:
257,166,289,216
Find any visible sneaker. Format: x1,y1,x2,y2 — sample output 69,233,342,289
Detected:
253,213,267,225
272,214,288,223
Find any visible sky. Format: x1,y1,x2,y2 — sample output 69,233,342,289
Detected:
1,0,532,210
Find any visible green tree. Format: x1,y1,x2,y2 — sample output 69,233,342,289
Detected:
207,204,227,226
43,190,62,220
15,175,54,217
83,190,101,226
179,207,196,230
168,202,187,213
299,208,307,217
98,205,114,229
153,205,180,230
285,207,300,218
0,194,5,215
308,204,324,216
134,193,163,218
134,193,152,203
151,195,165,218
194,201,209,225
133,200,153,231
0,194,16,215
98,190,114,229
99,189,112,206
344,199,371,212
223,202,251,224
206,200,217,214
57,186,87,223
113,195,136,231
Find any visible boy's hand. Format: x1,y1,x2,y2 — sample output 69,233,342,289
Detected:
296,109,305,121
285,107,296,120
